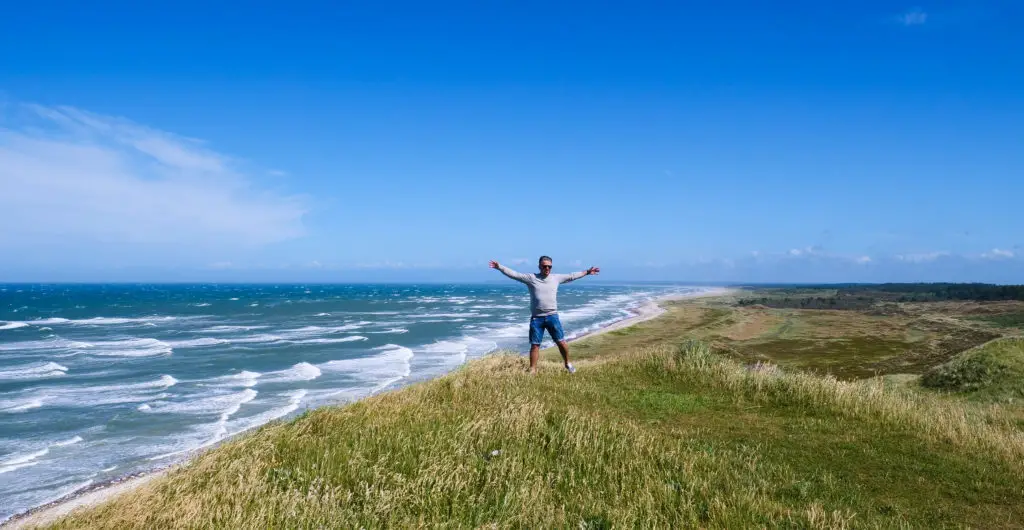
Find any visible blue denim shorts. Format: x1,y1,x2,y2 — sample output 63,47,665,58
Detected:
529,314,565,345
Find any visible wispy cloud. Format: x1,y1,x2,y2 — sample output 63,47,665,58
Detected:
894,7,928,26
981,248,1015,260
895,251,949,263
0,103,307,263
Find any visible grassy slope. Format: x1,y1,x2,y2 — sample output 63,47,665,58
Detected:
45,300,1024,529
922,337,1024,401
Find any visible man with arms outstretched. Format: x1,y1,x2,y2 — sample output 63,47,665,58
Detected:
490,256,600,374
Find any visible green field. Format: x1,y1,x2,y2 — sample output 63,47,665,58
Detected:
34,289,1024,529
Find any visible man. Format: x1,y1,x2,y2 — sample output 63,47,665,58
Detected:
489,256,600,374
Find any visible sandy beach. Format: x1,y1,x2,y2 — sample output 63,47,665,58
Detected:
3,286,734,529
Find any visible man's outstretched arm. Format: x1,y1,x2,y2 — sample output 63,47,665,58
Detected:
489,260,532,284
559,266,601,284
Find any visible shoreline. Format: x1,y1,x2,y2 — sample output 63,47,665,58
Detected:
2,286,734,529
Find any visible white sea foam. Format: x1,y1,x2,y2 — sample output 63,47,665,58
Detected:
469,304,522,310
292,336,368,345
0,397,45,413
320,344,415,380
421,337,497,364
229,333,285,344
192,303,212,307
0,361,68,381
199,325,268,333
58,316,179,326
362,328,409,334
208,370,262,388
262,362,322,384
314,313,331,317
279,324,366,339
0,338,93,352
9,374,178,411
88,374,178,393
52,436,83,447
0,436,83,474
408,312,487,319
84,338,173,357
167,337,228,349
0,321,29,330
141,388,258,417
223,389,308,440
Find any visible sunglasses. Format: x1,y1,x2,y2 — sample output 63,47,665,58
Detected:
540,264,552,269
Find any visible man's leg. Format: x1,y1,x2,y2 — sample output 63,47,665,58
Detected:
547,315,574,371
528,344,540,373
555,340,571,367
528,317,542,373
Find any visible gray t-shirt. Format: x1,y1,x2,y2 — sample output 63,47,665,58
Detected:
496,264,588,317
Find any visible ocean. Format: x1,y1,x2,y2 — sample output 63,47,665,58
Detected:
0,282,694,521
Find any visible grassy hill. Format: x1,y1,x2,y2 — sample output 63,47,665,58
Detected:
37,294,1024,528
922,337,1024,402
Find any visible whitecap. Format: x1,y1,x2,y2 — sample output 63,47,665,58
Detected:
360,327,407,337
261,362,321,384
292,336,369,345
0,436,84,474
0,321,28,330
82,338,173,357
141,388,258,417
230,333,285,344
208,370,262,388
0,397,45,413
0,361,68,381
197,325,268,334
167,337,228,349
223,389,307,438
0,338,93,352
53,436,83,447
408,312,486,319
320,344,414,379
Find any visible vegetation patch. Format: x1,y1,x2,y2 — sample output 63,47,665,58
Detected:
921,338,1024,401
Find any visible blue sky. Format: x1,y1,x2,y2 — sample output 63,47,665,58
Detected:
1,1,1022,283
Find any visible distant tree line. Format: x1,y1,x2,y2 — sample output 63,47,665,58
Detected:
737,283,1024,309
836,283,1024,302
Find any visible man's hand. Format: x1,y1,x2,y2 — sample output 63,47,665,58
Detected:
587,266,600,275
489,260,500,269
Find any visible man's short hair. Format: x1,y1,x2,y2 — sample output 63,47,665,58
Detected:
538,255,553,264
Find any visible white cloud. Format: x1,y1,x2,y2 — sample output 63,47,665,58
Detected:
0,104,307,261
895,251,949,263
510,258,529,265
981,248,1015,260
787,246,822,257
855,256,872,264
895,7,928,26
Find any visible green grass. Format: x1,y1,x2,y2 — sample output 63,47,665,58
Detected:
921,337,1024,401
42,336,1024,529
969,312,1024,329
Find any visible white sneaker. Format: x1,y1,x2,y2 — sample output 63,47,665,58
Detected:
566,363,576,374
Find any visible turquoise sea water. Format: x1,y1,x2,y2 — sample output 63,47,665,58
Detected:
0,282,694,521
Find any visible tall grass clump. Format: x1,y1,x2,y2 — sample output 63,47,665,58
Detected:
663,340,1024,471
